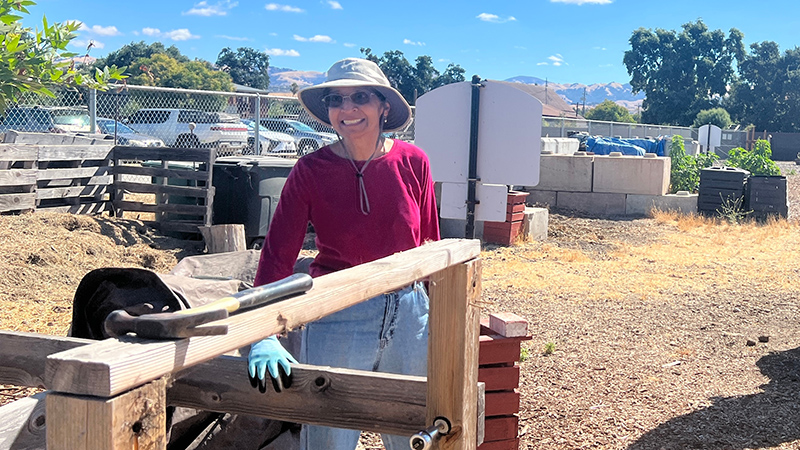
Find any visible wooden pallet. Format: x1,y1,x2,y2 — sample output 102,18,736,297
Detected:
36,144,114,213
112,146,215,237
0,144,37,213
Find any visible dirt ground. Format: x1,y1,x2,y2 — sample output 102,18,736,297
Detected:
2,162,800,450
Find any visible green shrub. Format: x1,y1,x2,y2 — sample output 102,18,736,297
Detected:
726,140,781,176
669,135,719,193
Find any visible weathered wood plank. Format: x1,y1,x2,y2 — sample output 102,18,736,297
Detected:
0,169,36,187
3,132,108,146
39,174,113,188
113,146,213,164
37,201,109,215
427,259,482,450
37,166,111,181
113,200,208,215
0,193,36,212
2,332,426,435
0,392,47,450
115,181,209,198
45,239,481,397
0,145,37,162
46,378,167,450
113,165,211,182
36,184,109,200
37,146,113,162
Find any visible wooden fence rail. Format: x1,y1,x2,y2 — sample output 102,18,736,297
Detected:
0,143,215,236
0,239,484,450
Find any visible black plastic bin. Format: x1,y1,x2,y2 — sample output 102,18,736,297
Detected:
745,175,788,220
698,167,749,216
212,156,297,248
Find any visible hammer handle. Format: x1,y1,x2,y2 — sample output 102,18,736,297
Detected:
174,272,313,316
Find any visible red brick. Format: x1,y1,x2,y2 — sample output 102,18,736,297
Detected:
485,390,521,417
488,312,528,338
506,191,529,204
483,416,519,442
479,364,520,391
479,335,523,365
506,202,525,214
478,438,519,450
505,211,524,222
483,220,523,234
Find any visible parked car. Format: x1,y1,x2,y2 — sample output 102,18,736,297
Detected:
260,118,337,155
126,108,248,152
0,106,88,134
96,118,165,147
240,119,297,155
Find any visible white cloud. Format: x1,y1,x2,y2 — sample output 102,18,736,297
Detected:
343,42,356,48
142,28,200,40
293,34,334,43
403,38,425,46
537,62,548,66
265,3,304,12
551,0,612,4
548,54,566,66
265,48,300,56
593,46,607,50
184,0,238,16
87,25,120,36
327,0,342,9
70,21,121,36
438,58,449,62
216,35,250,41
163,29,200,41
476,13,516,23
269,32,278,36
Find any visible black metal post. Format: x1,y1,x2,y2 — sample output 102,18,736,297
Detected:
706,122,711,154
465,75,483,239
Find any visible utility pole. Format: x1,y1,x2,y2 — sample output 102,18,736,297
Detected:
545,78,549,105
581,87,586,116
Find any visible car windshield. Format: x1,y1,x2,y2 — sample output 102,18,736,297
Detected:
98,120,137,134
287,120,316,132
52,112,90,127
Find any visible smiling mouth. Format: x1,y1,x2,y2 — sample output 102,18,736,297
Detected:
341,119,364,126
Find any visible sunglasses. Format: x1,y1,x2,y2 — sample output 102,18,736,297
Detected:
321,91,376,108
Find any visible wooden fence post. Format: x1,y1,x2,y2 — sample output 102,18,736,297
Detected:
428,258,482,450
46,377,168,450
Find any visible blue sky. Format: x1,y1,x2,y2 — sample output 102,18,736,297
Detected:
26,0,800,85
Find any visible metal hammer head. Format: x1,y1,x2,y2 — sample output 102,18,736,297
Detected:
103,309,229,339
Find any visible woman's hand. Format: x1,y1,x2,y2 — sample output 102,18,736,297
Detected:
247,336,298,393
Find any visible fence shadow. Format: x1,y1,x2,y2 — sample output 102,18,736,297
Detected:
627,346,800,450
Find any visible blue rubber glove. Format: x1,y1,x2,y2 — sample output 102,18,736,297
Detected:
247,335,298,393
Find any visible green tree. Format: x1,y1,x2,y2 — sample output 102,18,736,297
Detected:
361,48,466,104
0,0,125,113
127,53,232,91
623,20,744,126
94,41,188,71
584,100,635,123
216,47,270,90
728,42,800,132
693,108,732,129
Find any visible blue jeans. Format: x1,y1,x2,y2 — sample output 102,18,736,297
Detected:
299,282,429,450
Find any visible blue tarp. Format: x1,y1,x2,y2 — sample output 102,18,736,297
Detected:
586,137,646,156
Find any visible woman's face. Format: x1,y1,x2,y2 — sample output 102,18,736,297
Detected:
325,86,388,140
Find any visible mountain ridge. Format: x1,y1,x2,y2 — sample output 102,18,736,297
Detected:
267,67,644,111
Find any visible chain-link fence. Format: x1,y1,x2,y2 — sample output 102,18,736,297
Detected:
0,84,749,157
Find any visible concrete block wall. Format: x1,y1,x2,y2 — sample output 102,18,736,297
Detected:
593,153,670,196
516,153,696,217
540,137,580,155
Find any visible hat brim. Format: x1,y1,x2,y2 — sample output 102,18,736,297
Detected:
298,79,412,133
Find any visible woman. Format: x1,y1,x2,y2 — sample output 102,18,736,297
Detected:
248,58,440,450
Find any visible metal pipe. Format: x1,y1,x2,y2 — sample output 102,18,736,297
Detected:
465,76,483,240
255,95,261,155
88,89,97,133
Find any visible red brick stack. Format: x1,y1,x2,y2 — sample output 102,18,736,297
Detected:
478,312,531,449
483,191,530,246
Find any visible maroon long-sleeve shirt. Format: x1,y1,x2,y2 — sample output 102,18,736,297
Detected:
254,140,440,285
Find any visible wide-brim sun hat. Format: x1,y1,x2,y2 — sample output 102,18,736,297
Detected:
298,58,412,133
